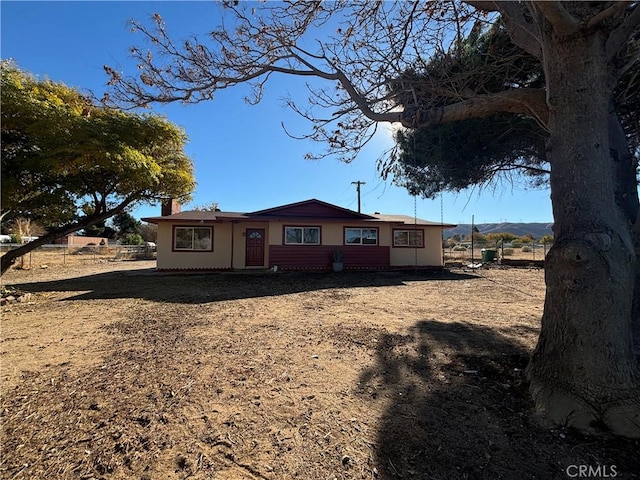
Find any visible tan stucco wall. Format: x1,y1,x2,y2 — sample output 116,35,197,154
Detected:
389,227,443,267
320,222,349,245
156,222,233,270
268,221,392,246
156,220,444,269
425,227,445,266
377,224,392,246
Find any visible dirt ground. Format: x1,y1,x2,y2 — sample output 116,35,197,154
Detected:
1,261,638,480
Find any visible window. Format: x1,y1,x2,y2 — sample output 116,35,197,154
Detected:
174,226,213,251
393,229,424,248
284,226,320,245
345,228,378,245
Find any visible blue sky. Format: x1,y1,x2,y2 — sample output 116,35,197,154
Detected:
1,1,554,225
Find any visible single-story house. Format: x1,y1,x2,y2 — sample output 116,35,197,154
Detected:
142,199,456,272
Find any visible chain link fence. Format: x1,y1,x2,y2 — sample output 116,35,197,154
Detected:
3,241,548,271
443,242,550,266
0,244,156,270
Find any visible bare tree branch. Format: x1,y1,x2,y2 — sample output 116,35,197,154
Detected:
403,88,548,130
465,0,542,58
534,1,580,36
108,2,637,167
607,3,640,60
481,1,543,58
588,1,631,29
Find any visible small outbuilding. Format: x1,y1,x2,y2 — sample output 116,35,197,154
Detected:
54,234,108,246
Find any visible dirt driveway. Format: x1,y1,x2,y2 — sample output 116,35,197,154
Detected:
1,261,638,479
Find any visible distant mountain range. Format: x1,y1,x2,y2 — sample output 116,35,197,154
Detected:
443,222,554,239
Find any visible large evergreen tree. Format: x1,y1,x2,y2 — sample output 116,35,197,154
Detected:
387,19,638,200
112,212,142,238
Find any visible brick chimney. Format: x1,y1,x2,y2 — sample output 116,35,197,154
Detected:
161,199,181,216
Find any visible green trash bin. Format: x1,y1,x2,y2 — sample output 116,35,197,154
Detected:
481,248,497,262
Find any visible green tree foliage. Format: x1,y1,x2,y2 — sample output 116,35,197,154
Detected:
393,115,548,197
386,20,638,198
112,212,142,237
82,221,116,239
80,204,116,238
540,234,554,245
387,20,548,197
9,233,22,244
485,232,518,245
190,201,220,212
120,233,144,246
519,234,535,243
0,61,195,274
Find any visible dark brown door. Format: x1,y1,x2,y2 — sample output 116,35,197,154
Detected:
245,229,265,266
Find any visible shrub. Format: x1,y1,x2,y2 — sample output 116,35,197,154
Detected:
521,246,532,253
452,245,467,251
502,248,514,256
121,233,144,245
9,233,22,244
540,234,554,245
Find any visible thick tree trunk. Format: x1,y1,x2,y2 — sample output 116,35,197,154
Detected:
527,30,640,437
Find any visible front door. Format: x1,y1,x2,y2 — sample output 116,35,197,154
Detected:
245,229,265,266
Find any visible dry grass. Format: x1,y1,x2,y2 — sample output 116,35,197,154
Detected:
443,246,548,263
1,261,638,480
0,246,154,271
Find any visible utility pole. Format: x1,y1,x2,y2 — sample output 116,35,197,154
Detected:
351,181,366,213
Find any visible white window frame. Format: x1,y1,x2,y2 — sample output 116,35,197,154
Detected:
284,226,321,245
344,228,378,245
173,226,213,251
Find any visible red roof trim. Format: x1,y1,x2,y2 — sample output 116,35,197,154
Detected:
250,198,375,219
142,199,457,228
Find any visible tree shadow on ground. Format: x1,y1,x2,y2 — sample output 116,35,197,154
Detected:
358,319,640,480
6,269,478,304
